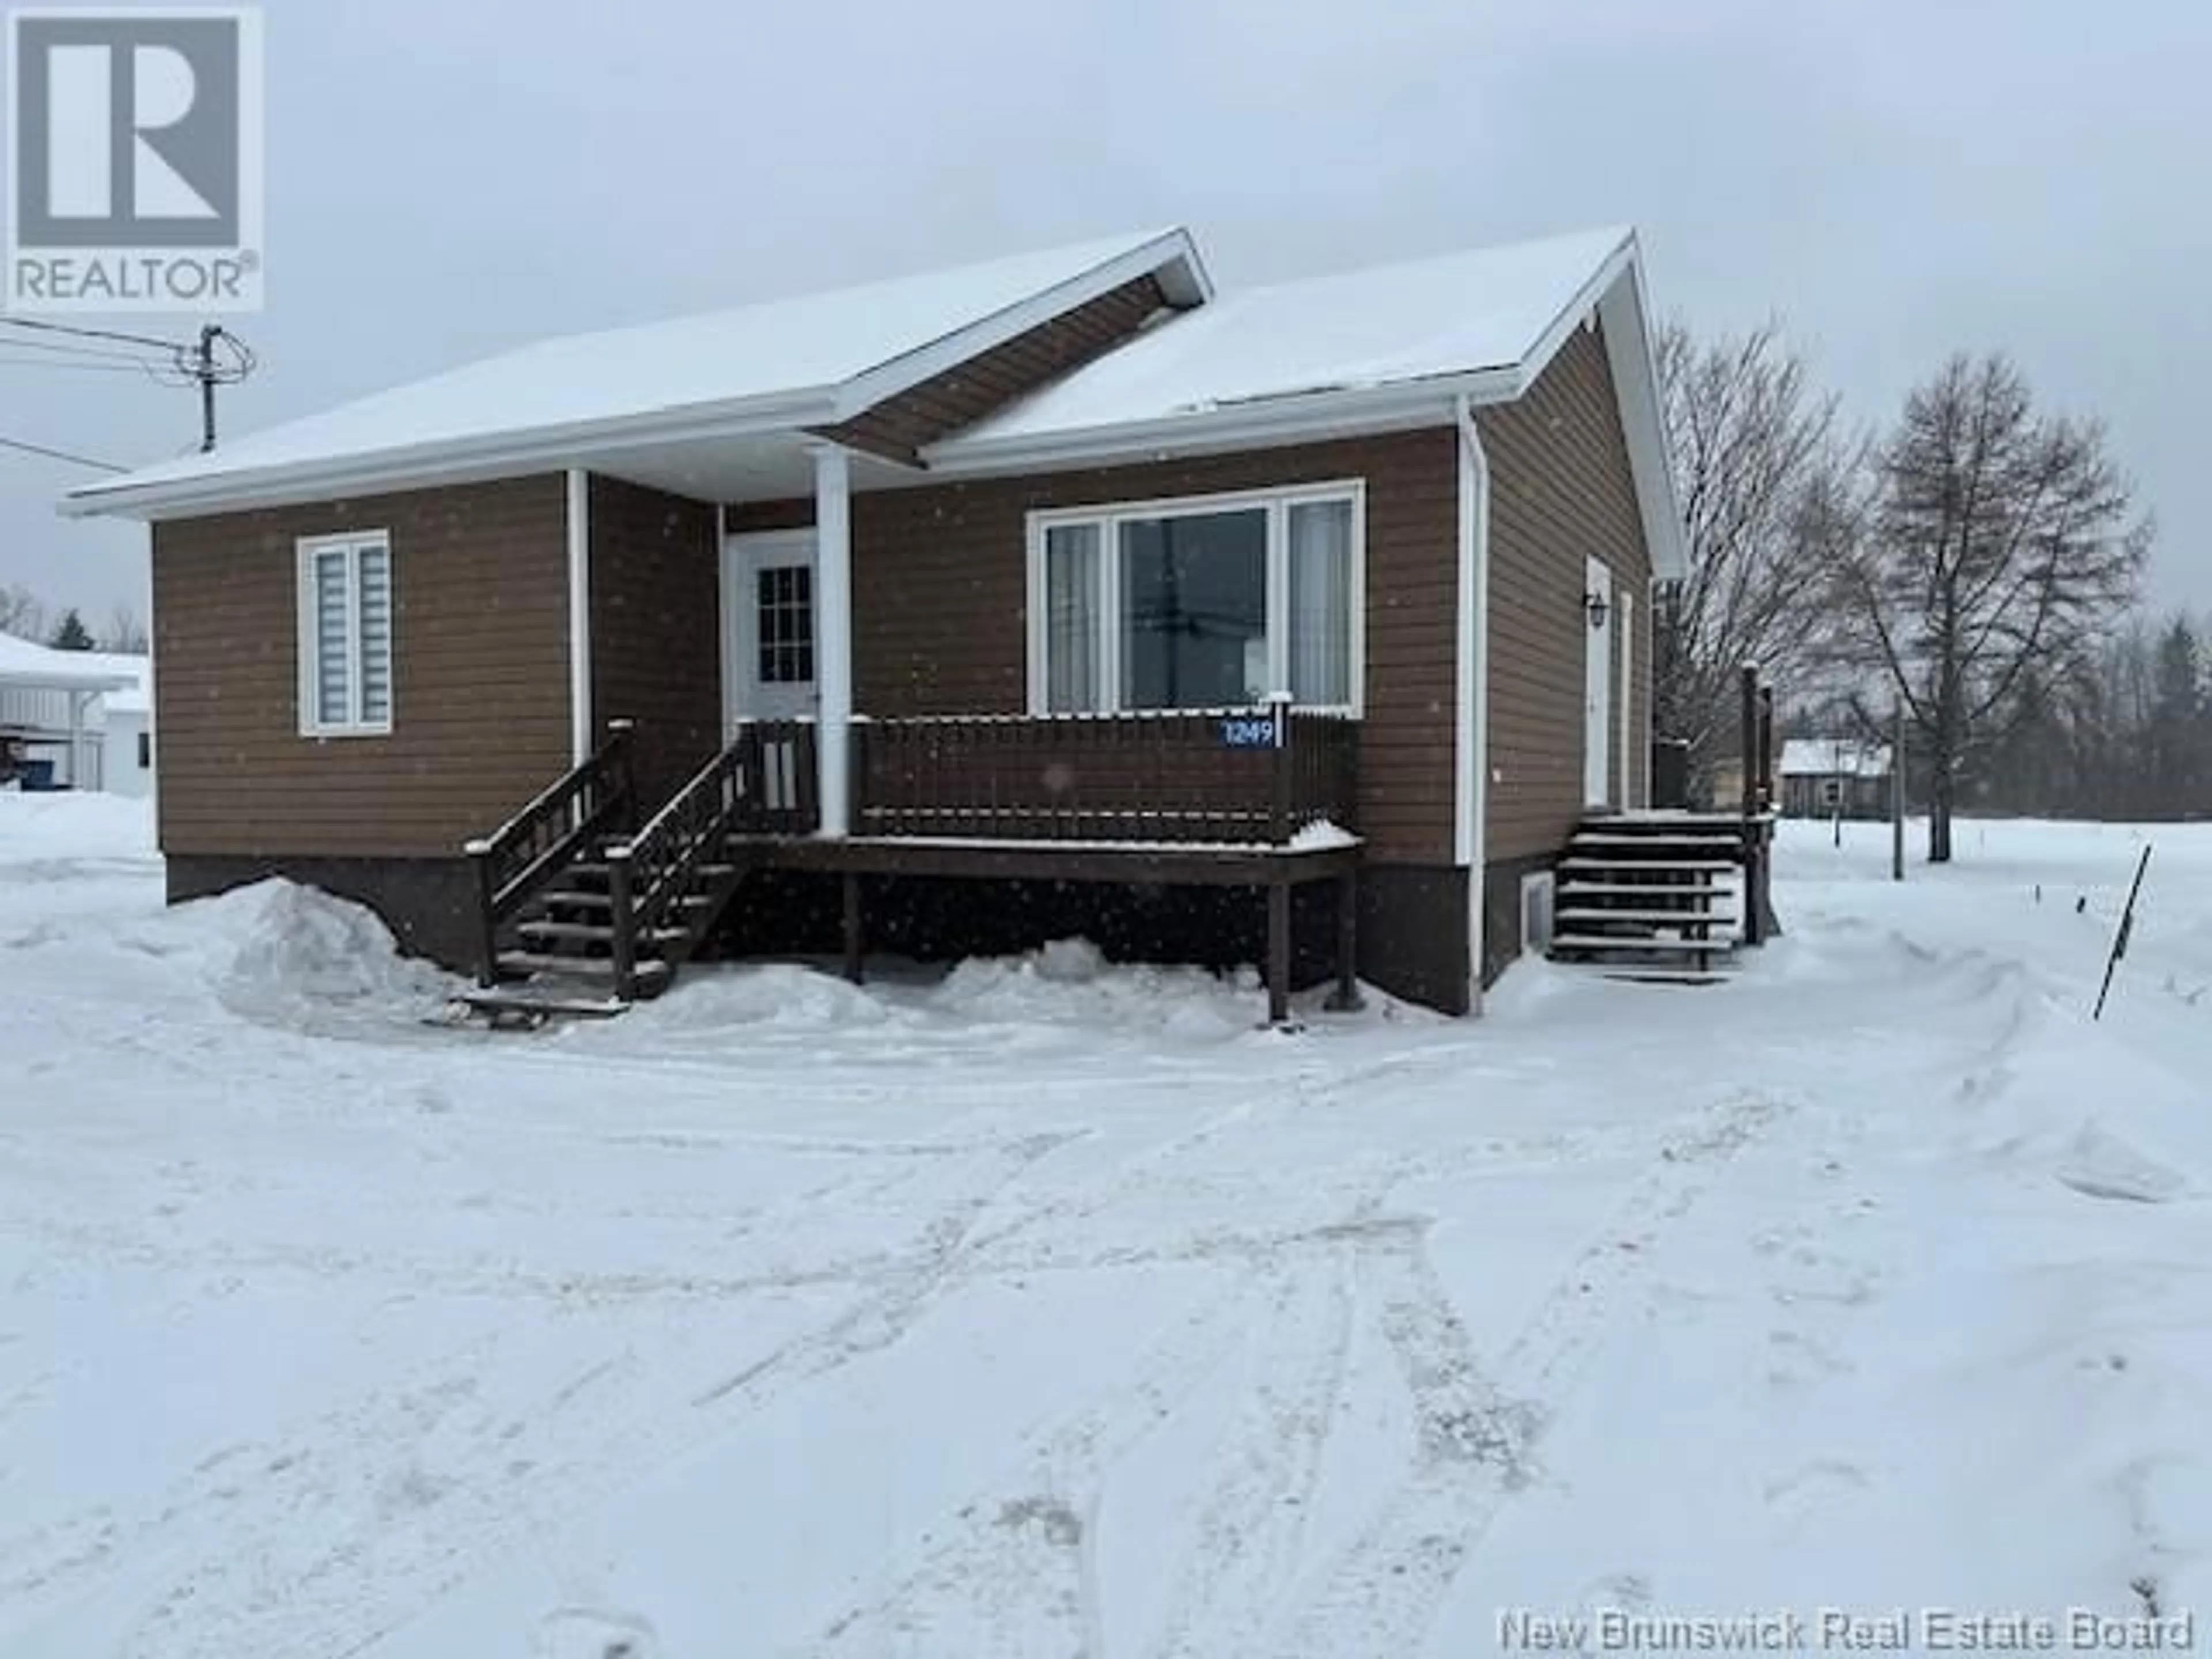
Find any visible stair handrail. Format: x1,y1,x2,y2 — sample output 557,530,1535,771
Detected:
603,728,761,1000
464,719,636,986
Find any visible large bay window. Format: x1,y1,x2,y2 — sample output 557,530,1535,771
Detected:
296,531,394,736
1028,484,1362,715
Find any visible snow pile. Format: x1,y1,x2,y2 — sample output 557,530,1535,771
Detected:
196,878,459,1027
933,935,1260,1039
643,960,893,1031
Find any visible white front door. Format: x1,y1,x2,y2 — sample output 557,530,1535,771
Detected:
721,530,820,732
1583,557,1613,808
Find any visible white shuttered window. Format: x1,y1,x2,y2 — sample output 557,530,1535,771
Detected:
297,532,395,736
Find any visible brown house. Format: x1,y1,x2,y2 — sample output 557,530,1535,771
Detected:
66,225,1687,1020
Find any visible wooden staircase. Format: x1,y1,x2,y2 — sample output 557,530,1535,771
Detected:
459,720,816,1021
1547,812,1752,983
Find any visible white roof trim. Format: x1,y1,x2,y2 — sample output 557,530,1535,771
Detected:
921,369,1522,477
1592,248,1689,584
59,390,837,521
0,661,134,692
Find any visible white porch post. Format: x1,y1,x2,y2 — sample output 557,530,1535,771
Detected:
66,690,88,789
811,442,853,838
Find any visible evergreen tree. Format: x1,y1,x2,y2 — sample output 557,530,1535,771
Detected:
2147,617,2205,817
47,609,94,651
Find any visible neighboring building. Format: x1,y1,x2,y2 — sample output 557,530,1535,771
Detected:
99,668,155,801
0,635,135,789
63,224,1687,1017
1779,738,1892,819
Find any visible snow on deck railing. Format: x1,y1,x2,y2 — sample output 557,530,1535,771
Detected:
844,706,1359,725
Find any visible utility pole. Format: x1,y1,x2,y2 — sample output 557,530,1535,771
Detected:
196,324,222,452
1,314,249,461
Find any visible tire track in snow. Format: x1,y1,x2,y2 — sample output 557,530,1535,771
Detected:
1139,1243,1359,1659
1266,1090,1787,1659
64,1131,1082,1659
802,1271,1274,1658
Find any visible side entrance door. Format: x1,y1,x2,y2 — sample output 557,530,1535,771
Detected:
721,530,820,730
1583,556,1614,808
721,529,819,816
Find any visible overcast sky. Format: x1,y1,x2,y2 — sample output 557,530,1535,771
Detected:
5,0,2209,634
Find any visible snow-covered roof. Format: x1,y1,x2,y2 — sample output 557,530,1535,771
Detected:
929,225,1687,580
84,653,152,716
0,633,137,693
63,229,1207,520
948,226,1631,438
1781,739,1893,778
59,221,1685,579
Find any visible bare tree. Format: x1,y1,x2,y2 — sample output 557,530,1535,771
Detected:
1654,320,1862,796
0,583,44,641
1834,353,2148,861
100,603,149,654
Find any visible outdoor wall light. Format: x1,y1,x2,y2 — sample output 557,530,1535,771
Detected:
1583,588,1611,630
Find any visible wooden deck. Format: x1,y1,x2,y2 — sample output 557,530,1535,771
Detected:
465,706,1365,1024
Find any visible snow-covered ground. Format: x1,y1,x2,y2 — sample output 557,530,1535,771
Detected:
2,794,2206,1658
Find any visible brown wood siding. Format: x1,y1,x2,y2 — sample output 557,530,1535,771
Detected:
151,476,571,858
733,431,1460,865
815,276,1170,460
1482,322,1654,862
587,475,719,809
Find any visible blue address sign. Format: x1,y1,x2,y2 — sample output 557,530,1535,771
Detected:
1218,714,1281,749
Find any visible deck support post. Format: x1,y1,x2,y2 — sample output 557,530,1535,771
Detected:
811,442,854,839
1266,876,1293,1027
1325,867,1363,1012
841,871,865,984
468,843,498,988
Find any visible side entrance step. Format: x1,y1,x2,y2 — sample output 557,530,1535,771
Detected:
1548,809,1753,980
453,985,633,1025
493,952,674,989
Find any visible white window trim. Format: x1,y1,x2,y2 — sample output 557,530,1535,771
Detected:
295,530,395,738
1023,479,1366,717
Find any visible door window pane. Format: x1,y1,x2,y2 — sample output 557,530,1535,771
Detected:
756,565,815,684
1118,509,1267,710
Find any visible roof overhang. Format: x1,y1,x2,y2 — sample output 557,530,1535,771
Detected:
920,368,1525,478
0,665,133,692
63,227,1212,524
58,391,849,521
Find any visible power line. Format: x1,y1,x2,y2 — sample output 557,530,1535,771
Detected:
0,332,169,366
0,354,174,376
0,317,256,446
0,433,127,472
0,316,184,353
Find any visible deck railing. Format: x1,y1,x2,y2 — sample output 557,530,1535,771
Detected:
464,719,636,985
601,719,816,998
851,699,1358,844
